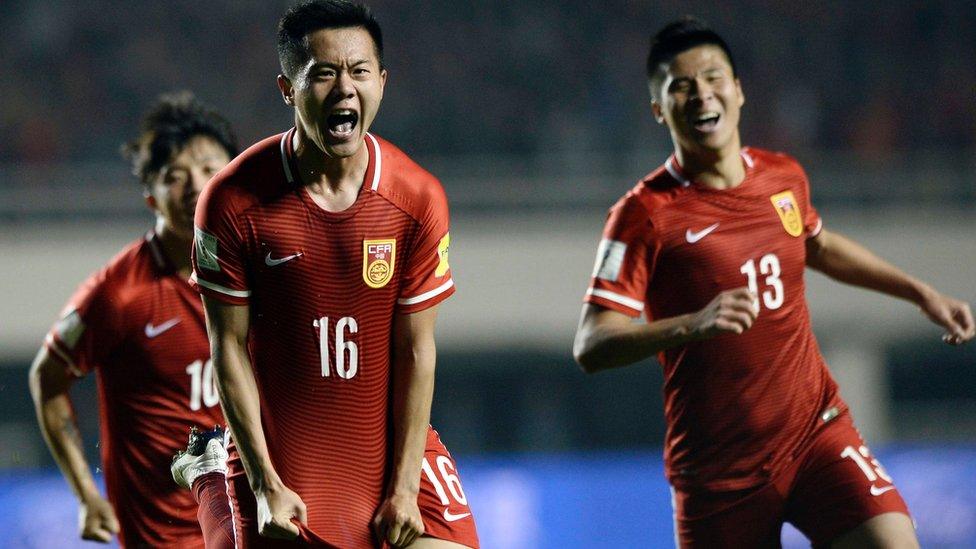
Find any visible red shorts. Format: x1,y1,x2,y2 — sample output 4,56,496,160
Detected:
228,429,479,548
672,412,911,548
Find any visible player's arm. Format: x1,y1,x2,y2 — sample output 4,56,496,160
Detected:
806,228,974,345
373,306,440,548
201,296,306,539
573,288,758,373
28,347,119,542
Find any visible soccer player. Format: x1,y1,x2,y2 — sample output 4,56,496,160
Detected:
189,2,478,548
573,18,974,548
29,92,238,546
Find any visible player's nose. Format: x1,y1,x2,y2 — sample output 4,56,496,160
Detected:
332,70,356,99
691,77,714,101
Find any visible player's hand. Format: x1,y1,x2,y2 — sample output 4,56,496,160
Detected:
372,492,425,548
689,287,759,339
918,289,975,345
255,484,307,540
78,493,120,543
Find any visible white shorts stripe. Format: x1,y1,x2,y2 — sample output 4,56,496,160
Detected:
398,278,454,306
586,288,644,312
191,273,252,298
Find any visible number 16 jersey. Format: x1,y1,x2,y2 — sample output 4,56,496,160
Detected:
585,148,847,493
190,129,455,546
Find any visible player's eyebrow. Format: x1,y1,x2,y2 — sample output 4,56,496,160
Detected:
308,59,372,71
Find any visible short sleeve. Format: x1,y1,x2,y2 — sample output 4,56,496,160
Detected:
396,183,455,314
44,273,122,377
795,161,823,238
583,198,653,318
190,183,252,305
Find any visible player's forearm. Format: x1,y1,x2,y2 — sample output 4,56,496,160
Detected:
211,343,282,492
387,338,437,498
574,313,696,373
806,229,931,305
28,357,101,502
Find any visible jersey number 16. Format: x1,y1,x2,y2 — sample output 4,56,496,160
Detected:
313,316,359,379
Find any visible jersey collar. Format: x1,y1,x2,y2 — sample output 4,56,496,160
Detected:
278,128,381,192
665,148,755,188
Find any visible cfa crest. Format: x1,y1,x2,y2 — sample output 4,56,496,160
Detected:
769,191,803,237
363,238,396,288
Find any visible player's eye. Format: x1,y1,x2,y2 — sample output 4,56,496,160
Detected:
164,171,187,185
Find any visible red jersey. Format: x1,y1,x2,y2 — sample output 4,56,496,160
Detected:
584,148,847,492
191,130,455,548
45,232,223,547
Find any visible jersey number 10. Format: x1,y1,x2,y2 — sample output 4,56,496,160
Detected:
186,359,219,411
314,316,359,379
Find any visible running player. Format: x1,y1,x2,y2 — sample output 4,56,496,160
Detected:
190,2,478,547
573,17,973,548
29,92,237,547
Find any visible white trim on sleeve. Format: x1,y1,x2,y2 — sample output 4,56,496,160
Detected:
398,278,454,306
366,133,382,191
191,272,252,298
809,218,823,238
45,334,84,377
586,287,644,312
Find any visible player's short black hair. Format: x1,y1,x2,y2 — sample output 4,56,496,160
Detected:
122,91,238,187
277,0,384,79
646,17,737,100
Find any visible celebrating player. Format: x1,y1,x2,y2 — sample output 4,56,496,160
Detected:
573,17,974,548
29,92,237,546
189,1,478,547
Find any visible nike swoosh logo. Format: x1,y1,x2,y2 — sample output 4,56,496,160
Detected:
145,318,180,338
442,509,471,522
870,485,895,496
685,223,720,243
265,251,303,267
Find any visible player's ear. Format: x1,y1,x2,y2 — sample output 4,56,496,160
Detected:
735,77,745,107
651,100,666,125
277,74,295,107
144,189,158,212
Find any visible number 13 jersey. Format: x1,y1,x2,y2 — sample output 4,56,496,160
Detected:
585,148,846,492
191,129,455,545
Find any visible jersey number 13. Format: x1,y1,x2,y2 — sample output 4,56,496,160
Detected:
740,253,784,311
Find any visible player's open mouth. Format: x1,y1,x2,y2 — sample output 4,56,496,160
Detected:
327,109,358,139
692,111,721,132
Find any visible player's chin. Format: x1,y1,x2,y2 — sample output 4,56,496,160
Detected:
321,139,362,159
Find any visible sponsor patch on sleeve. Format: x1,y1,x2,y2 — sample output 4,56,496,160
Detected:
435,232,450,277
194,227,220,271
55,309,85,350
592,239,626,282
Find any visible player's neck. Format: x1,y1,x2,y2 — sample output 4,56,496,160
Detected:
154,220,193,278
293,130,368,212
674,141,746,190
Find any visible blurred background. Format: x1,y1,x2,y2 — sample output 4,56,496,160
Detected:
1,1,974,547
